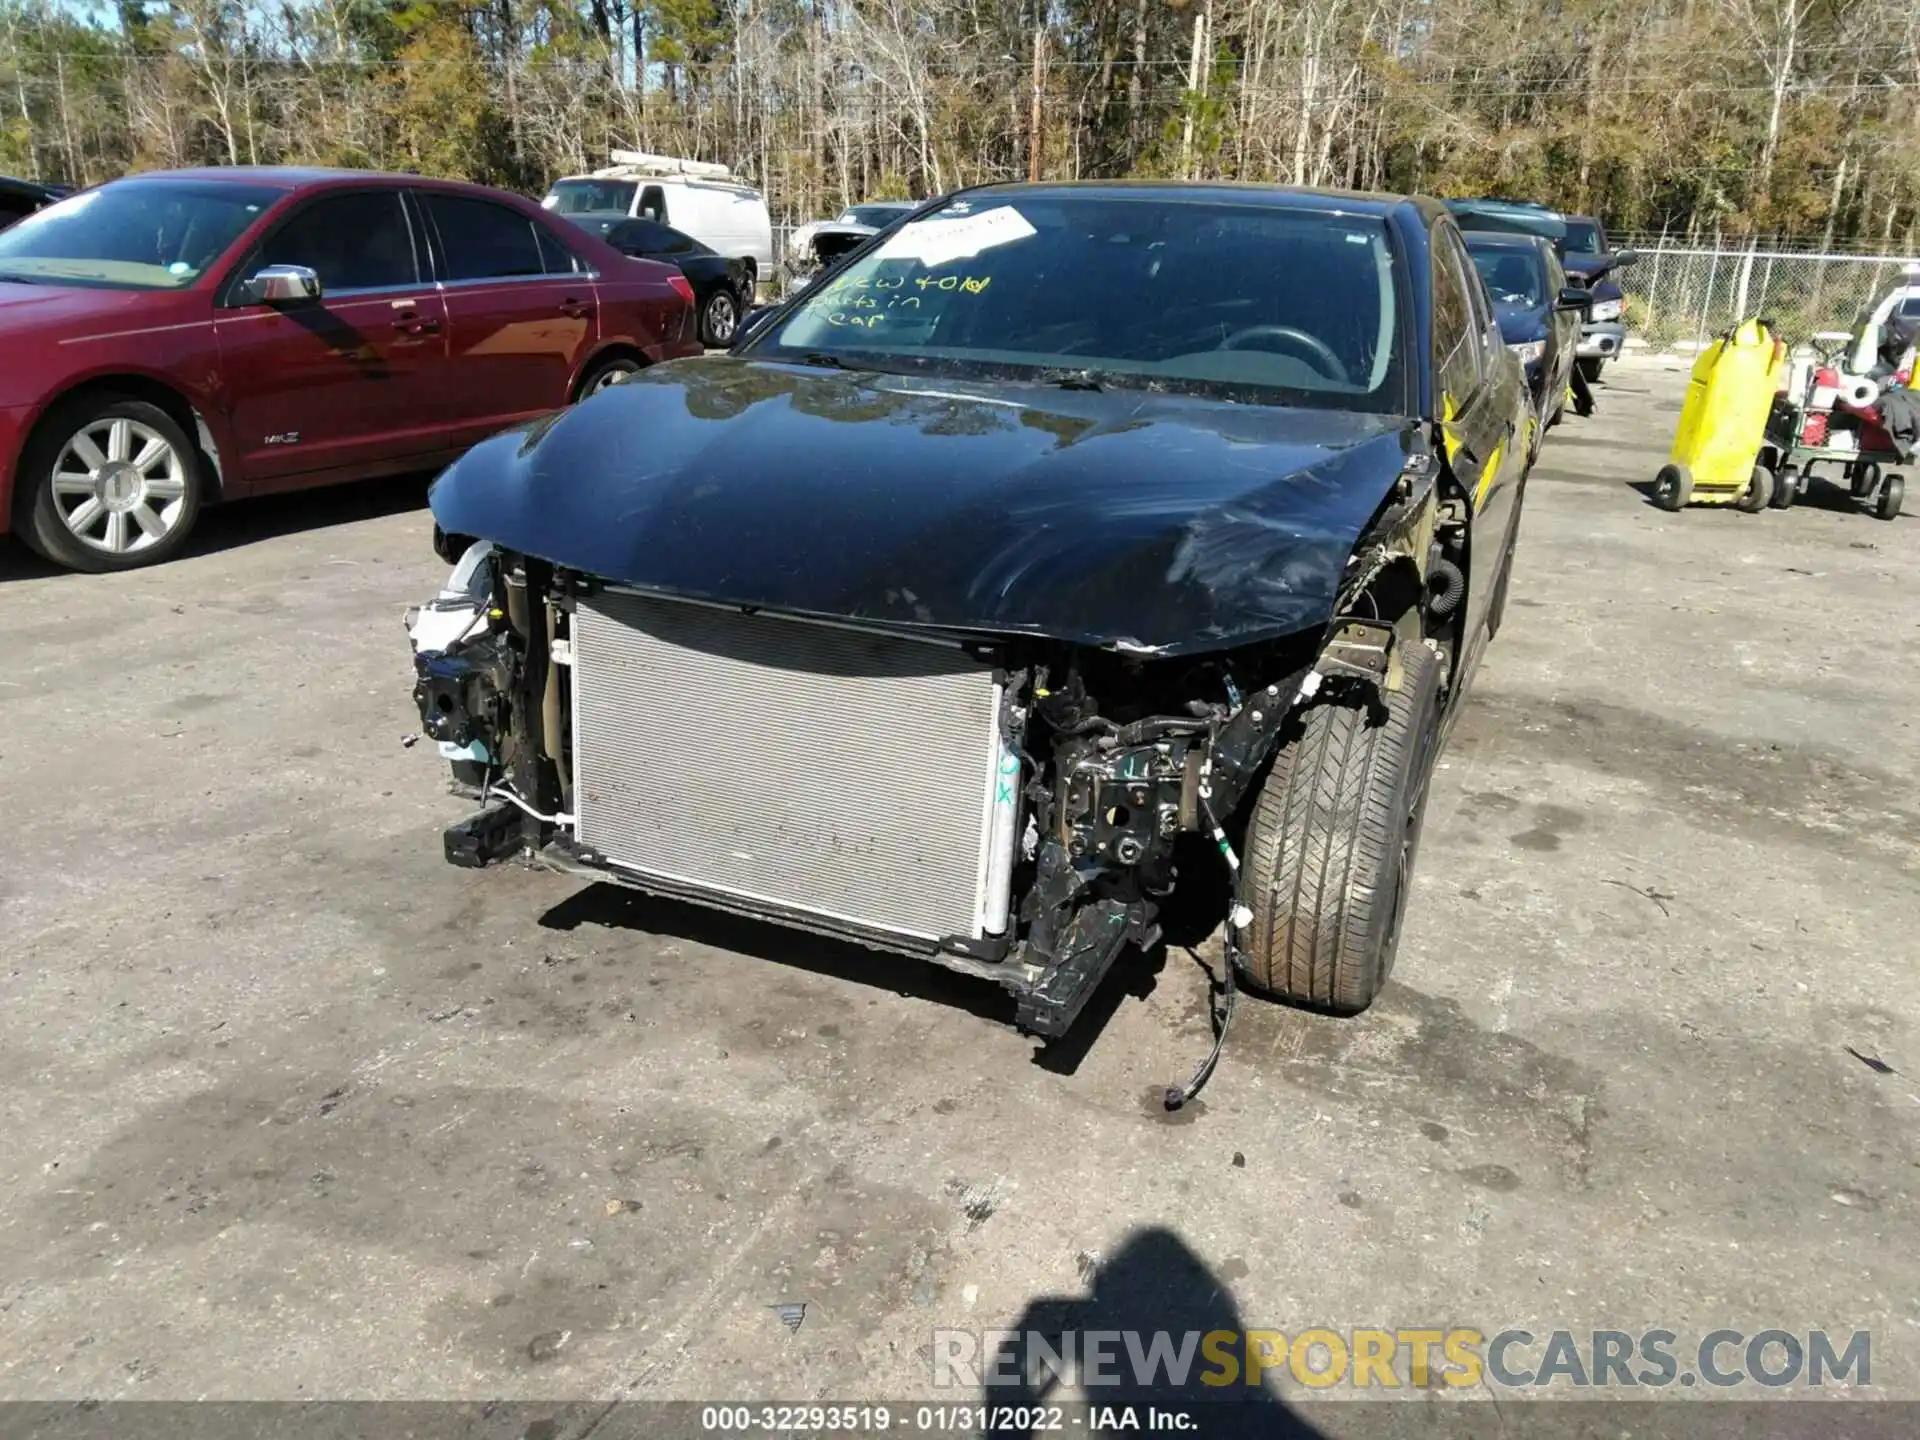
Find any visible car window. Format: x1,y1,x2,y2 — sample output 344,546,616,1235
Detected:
608,218,686,255
1467,245,1546,307
534,223,584,275
251,190,418,293
1451,232,1496,332
424,194,546,282
1561,220,1601,252
1432,229,1483,402
545,179,636,216
843,204,911,228
759,196,1408,414
0,195,34,229
1450,232,1507,375
0,179,278,290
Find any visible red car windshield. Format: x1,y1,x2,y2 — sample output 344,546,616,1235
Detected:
0,179,280,290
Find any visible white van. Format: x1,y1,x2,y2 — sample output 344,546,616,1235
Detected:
543,152,774,291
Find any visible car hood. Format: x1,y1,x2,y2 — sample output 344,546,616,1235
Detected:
0,278,175,328
1563,254,1623,300
1494,302,1549,345
427,357,1421,655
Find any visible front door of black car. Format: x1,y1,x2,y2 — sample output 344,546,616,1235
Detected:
1431,222,1523,654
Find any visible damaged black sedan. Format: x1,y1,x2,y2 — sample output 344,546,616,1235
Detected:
410,183,1533,1042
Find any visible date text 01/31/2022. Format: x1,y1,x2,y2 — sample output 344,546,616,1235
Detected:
697,1404,1197,1431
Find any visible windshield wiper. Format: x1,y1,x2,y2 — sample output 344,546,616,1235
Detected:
1036,368,1118,392
0,270,50,285
795,351,859,371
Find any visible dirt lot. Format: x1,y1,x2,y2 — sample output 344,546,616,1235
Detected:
1,358,1916,1412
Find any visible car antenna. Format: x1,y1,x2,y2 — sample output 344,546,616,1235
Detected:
1163,793,1248,1111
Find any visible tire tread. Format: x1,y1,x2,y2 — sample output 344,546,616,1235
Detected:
1239,643,1442,1013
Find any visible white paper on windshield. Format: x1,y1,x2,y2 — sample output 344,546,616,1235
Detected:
871,206,1037,269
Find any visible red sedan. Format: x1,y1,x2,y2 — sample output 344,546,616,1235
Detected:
0,167,702,571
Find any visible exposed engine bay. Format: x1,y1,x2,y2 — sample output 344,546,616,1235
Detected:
409,451,1465,1043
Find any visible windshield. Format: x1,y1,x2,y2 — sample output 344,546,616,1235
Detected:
1468,245,1547,307
1561,220,1601,253
756,195,1407,412
840,204,911,228
545,179,637,216
0,180,278,290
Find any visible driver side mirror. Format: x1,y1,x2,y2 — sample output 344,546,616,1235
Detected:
242,263,322,305
1609,248,1641,269
1555,286,1594,312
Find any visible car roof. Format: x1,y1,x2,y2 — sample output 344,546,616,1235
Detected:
952,179,1443,222
112,167,522,201
1449,195,1555,210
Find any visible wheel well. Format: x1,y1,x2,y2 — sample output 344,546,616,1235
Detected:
1358,554,1425,624
14,376,227,524
572,346,647,401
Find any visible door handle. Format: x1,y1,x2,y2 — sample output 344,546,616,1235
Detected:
391,313,441,335
559,297,591,318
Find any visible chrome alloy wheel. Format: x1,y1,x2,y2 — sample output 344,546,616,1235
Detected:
707,291,738,343
51,417,189,555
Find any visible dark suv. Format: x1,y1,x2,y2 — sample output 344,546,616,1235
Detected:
0,168,702,571
1443,200,1635,382
1559,214,1627,380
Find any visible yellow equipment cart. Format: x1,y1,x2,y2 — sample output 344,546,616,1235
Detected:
1653,319,1788,511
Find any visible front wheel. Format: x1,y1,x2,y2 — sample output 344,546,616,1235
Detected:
18,396,204,572
1235,641,1444,1014
1653,462,1692,511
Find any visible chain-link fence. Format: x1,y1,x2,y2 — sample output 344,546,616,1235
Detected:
1616,243,1919,351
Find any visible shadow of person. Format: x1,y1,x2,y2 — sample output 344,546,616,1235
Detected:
971,1226,1324,1438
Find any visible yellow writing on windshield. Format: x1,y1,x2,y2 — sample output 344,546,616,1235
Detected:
819,274,991,303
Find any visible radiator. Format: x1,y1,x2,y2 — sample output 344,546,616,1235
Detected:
570,589,1016,945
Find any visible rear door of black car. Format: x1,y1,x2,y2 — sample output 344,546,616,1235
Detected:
1431,219,1525,650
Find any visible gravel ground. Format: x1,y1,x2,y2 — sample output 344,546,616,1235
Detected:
1,355,1915,1421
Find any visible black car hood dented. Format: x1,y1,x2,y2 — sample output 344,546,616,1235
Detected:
428,357,1420,656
